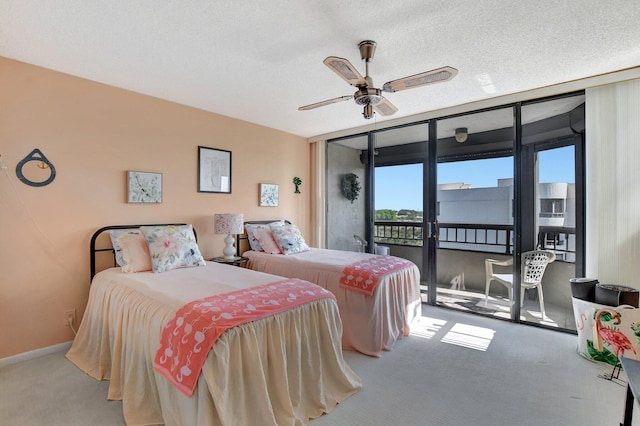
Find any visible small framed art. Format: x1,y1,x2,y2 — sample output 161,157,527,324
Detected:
127,171,162,203
260,183,279,207
198,146,232,193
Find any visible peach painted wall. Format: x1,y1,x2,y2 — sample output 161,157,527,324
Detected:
0,57,311,358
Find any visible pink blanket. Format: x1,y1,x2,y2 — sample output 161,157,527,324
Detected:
339,256,414,296
153,278,335,396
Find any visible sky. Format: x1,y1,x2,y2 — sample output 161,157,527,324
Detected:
375,146,575,211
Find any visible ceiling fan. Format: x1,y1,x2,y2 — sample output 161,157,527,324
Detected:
298,40,458,119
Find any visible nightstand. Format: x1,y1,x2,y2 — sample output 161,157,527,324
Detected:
210,256,249,267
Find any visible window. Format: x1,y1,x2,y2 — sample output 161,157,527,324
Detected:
540,199,565,218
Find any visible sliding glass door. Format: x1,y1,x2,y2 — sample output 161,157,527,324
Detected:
519,94,584,329
434,107,515,318
370,123,430,296
326,123,433,298
431,94,584,330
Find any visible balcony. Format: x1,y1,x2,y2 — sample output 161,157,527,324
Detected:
374,221,577,330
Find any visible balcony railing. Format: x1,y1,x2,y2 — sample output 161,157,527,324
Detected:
374,221,576,261
374,220,423,245
437,223,513,254
537,225,576,262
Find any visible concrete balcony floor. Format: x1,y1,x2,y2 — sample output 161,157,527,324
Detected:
423,285,577,331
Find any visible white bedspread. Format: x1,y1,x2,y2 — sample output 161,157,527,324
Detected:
66,263,361,425
244,248,422,357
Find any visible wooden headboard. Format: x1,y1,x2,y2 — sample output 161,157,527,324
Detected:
237,220,291,255
89,223,194,281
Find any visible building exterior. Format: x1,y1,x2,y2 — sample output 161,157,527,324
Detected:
438,179,575,260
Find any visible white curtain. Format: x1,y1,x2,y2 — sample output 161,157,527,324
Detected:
585,79,640,287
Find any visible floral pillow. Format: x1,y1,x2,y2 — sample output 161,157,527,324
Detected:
253,228,282,255
269,223,309,255
139,224,205,273
245,221,284,251
109,228,142,267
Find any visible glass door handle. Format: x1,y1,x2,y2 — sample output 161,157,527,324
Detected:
425,222,438,239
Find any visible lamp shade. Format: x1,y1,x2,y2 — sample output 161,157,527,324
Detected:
214,213,244,235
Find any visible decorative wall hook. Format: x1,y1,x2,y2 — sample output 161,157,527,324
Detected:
293,176,302,194
16,148,56,187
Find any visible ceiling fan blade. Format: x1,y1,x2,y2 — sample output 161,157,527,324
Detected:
298,95,353,111
323,56,366,86
373,97,398,116
382,66,458,93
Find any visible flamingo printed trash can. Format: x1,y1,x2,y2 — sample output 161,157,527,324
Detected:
573,297,640,368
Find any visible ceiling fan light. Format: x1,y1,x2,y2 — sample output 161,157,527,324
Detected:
354,87,383,105
455,127,468,143
362,105,374,119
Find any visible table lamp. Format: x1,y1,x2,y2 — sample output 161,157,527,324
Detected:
214,213,244,259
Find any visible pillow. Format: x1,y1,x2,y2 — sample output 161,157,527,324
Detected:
109,228,142,266
269,223,309,255
139,224,205,273
245,221,284,251
253,228,282,255
116,233,152,273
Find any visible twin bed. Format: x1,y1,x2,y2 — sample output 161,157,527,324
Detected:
66,224,362,426
239,220,422,357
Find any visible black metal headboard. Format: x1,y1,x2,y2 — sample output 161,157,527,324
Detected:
89,223,194,281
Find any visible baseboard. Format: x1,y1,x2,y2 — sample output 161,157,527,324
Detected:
0,341,73,369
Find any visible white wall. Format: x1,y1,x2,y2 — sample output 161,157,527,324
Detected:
586,79,640,288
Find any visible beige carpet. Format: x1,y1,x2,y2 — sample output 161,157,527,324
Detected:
1,304,636,426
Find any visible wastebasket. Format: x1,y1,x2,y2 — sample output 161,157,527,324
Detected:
569,278,598,301
595,283,639,308
571,278,640,367
375,244,389,255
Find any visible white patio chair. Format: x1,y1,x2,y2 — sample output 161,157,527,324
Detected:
484,250,556,319
353,235,367,252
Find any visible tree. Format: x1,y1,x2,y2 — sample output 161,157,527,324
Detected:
375,209,397,221
397,209,423,221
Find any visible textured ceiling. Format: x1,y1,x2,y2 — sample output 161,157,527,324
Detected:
1,1,639,139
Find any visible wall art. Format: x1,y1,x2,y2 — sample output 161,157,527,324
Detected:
127,171,162,203
198,146,232,193
260,183,279,207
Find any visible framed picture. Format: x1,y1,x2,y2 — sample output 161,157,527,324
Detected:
260,183,279,207
198,146,232,193
127,171,162,203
